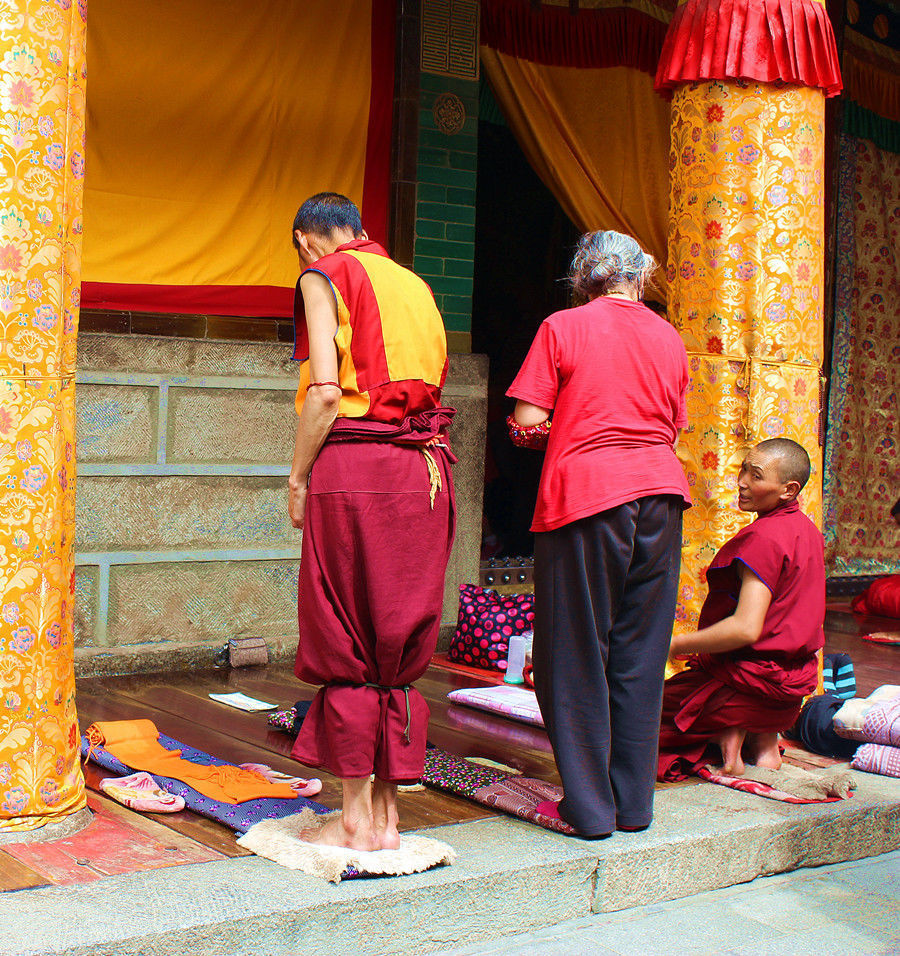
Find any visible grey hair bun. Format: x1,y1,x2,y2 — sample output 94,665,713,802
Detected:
569,230,657,300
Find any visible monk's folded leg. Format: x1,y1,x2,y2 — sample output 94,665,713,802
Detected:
716,727,747,776
292,685,383,778
658,666,800,781
745,731,782,770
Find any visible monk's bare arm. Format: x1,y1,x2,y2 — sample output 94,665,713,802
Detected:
288,272,342,530
670,564,772,656
513,400,551,426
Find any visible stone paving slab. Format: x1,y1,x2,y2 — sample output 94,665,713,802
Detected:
3,769,899,956
439,849,900,956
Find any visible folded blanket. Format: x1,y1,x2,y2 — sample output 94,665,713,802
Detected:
862,631,900,645
852,743,900,779
833,685,900,742
85,719,298,804
860,696,900,747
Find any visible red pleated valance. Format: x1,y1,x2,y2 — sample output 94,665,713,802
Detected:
481,0,671,75
654,0,843,97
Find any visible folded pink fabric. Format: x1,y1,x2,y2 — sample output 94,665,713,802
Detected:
472,777,576,835
447,685,545,727
852,743,900,779
99,772,186,812
697,767,846,804
861,698,900,748
833,686,900,742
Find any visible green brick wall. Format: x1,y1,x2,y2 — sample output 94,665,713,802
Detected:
414,72,479,342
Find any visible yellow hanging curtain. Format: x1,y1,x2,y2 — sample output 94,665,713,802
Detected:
82,0,388,316
480,49,671,299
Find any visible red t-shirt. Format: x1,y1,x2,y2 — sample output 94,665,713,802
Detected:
507,296,691,532
697,498,826,702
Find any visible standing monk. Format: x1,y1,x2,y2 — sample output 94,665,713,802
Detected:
287,193,456,850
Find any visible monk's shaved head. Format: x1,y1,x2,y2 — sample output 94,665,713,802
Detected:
755,438,811,490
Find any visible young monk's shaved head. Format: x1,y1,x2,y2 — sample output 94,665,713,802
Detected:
755,438,811,490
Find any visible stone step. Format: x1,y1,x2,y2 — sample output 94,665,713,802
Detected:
5,769,899,956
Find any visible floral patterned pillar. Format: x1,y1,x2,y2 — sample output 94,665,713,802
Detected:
0,0,87,830
655,0,842,635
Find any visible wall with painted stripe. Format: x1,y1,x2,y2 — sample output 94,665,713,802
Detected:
74,333,486,675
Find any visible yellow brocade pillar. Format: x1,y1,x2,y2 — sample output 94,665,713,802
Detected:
667,80,826,637
0,1,87,829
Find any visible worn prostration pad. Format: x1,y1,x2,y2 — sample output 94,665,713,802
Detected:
82,733,329,833
421,747,576,835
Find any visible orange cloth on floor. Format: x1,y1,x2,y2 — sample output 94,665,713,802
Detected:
85,720,298,804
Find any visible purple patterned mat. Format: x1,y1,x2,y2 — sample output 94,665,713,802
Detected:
81,732,330,834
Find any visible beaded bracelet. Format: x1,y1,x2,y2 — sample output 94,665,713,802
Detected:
506,414,551,450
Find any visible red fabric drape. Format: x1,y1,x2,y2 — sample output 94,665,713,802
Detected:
481,0,670,74
81,283,295,317
360,0,396,249
654,0,842,97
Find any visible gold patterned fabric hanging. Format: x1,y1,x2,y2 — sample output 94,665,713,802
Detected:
0,0,87,830
667,81,826,641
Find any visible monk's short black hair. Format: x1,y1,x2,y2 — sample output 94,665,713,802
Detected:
292,192,362,249
756,438,811,490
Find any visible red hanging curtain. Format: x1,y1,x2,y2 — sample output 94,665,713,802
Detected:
655,0,842,97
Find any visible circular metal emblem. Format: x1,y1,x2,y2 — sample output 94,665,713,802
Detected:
433,93,466,135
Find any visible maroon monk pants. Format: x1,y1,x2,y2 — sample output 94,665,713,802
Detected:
291,439,455,781
657,667,803,781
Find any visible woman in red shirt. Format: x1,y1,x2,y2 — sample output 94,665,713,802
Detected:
507,230,691,838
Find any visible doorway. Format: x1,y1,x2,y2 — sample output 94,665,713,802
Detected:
471,110,580,561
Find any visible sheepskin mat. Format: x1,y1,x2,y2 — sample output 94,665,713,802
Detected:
699,763,856,803
236,809,457,883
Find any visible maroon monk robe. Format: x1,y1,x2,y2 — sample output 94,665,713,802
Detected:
291,411,456,782
658,498,825,781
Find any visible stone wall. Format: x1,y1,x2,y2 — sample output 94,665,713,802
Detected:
74,333,487,676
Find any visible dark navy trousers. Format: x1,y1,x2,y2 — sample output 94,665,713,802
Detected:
532,495,683,836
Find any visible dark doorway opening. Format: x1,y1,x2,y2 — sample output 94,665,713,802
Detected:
472,116,580,561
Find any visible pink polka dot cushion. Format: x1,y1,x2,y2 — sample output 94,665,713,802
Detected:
448,584,534,673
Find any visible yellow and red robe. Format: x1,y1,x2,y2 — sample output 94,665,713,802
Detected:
293,239,448,425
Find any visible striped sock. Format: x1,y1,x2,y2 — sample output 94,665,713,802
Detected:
823,654,856,700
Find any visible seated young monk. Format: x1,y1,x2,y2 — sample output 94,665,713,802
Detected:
657,438,825,780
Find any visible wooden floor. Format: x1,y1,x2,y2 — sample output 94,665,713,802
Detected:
820,604,900,698
1,607,898,893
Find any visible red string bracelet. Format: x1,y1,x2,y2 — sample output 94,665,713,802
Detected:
506,414,551,450
307,381,341,389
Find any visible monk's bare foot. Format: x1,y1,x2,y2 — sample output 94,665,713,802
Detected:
716,727,746,776
300,812,378,851
372,778,401,850
747,732,782,770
